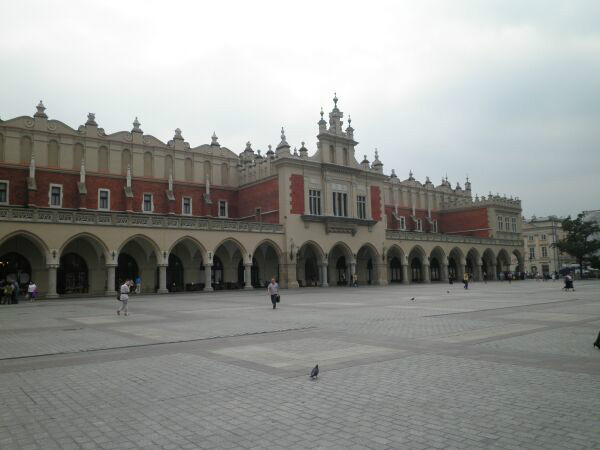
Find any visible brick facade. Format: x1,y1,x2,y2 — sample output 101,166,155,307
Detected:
438,208,490,237
289,174,304,214
370,186,381,221
237,177,279,223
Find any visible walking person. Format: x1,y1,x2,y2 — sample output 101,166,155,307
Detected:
11,280,19,304
135,275,141,294
483,271,487,284
593,330,600,350
267,277,279,310
2,282,13,305
27,281,37,302
463,272,469,290
117,280,131,316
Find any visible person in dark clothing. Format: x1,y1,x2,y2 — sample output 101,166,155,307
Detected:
12,281,19,304
593,330,600,350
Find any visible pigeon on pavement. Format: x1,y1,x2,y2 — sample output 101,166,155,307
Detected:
410,297,415,301
310,364,319,380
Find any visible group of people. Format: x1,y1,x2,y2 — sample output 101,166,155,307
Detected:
1,280,37,304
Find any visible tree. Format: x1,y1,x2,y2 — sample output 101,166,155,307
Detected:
554,213,600,278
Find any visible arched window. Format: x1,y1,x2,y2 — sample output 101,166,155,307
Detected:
164,155,173,179
0,133,4,162
98,146,109,172
143,152,153,178
221,163,229,185
121,149,131,174
329,145,335,164
73,143,85,169
203,160,211,183
343,148,349,165
20,136,32,164
185,158,193,181
48,140,59,167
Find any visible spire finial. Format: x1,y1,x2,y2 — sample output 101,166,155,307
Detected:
280,126,286,141
174,128,183,140
34,100,48,118
374,148,379,160
333,92,338,107
320,107,324,118
211,131,220,146
86,112,97,126
348,115,351,125
132,117,142,133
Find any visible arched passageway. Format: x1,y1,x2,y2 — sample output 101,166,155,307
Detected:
168,237,206,291
0,233,47,298
496,249,511,280
466,248,481,281
328,243,352,286
213,239,245,289
296,241,324,287
482,249,496,280
408,247,427,283
58,253,88,295
356,244,379,285
116,253,138,290
166,253,184,292
448,247,464,282
118,236,160,293
429,247,446,282
253,241,281,288
386,246,407,284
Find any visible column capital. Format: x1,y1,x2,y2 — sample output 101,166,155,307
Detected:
105,263,118,268
46,264,59,269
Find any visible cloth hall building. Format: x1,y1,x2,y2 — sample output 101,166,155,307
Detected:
0,97,524,298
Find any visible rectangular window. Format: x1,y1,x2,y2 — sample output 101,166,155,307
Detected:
542,246,548,258
512,217,517,232
143,193,153,212
528,235,534,241
356,195,366,219
399,216,406,230
416,218,422,232
98,189,110,210
182,197,192,215
332,192,348,217
218,200,228,218
497,215,503,230
49,184,62,207
0,181,8,204
541,234,546,240
309,189,321,215
505,217,510,230
529,247,535,259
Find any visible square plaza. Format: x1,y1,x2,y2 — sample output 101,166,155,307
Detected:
1,281,599,450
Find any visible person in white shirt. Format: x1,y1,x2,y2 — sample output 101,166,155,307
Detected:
267,277,279,309
27,281,37,302
117,280,131,316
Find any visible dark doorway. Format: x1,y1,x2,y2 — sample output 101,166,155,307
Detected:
336,257,347,285
58,253,88,294
389,257,402,283
116,253,138,290
304,257,319,287
448,258,458,280
411,258,422,282
366,258,373,284
212,256,224,289
0,252,32,289
167,254,184,292
430,258,441,281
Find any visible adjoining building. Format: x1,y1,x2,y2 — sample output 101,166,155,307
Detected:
522,216,576,276
0,96,524,298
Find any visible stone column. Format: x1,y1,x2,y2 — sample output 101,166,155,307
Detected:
244,263,253,289
157,265,168,294
490,264,498,281
441,261,449,282
46,265,59,298
402,263,409,285
475,264,483,282
423,262,431,284
350,261,356,286
319,263,329,287
105,265,117,296
375,263,388,286
203,264,213,291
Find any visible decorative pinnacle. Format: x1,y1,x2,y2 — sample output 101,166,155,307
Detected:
374,148,379,159
34,100,48,118
280,127,286,141
132,117,142,132
174,128,183,139
348,115,351,125
333,92,338,107
86,112,97,126
301,141,305,147
320,107,324,118
211,132,219,146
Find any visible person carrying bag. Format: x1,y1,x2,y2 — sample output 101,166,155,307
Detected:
267,277,280,310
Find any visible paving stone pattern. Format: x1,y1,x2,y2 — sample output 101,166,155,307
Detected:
0,280,599,449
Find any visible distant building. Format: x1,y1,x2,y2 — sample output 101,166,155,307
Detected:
522,216,576,275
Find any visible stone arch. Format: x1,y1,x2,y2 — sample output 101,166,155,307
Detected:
429,246,447,282
117,235,161,293
168,236,208,291
512,249,524,275
482,248,496,280
253,239,282,287
0,231,49,296
387,244,406,284
328,241,353,286
59,232,110,263
213,238,246,289
448,247,465,281
143,151,153,178
466,248,481,280
408,245,427,283
356,243,380,285
496,249,511,279
296,240,326,287
48,139,60,167
20,135,32,164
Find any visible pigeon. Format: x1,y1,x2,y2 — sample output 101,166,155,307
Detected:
410,297,415,301
310,364,319,380
446,290,450,294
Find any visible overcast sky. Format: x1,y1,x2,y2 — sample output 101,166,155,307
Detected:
1,0,599,218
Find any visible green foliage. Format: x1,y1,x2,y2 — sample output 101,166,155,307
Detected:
554,213,600,274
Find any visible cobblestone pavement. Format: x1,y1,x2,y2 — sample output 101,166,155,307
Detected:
0,280,599,450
